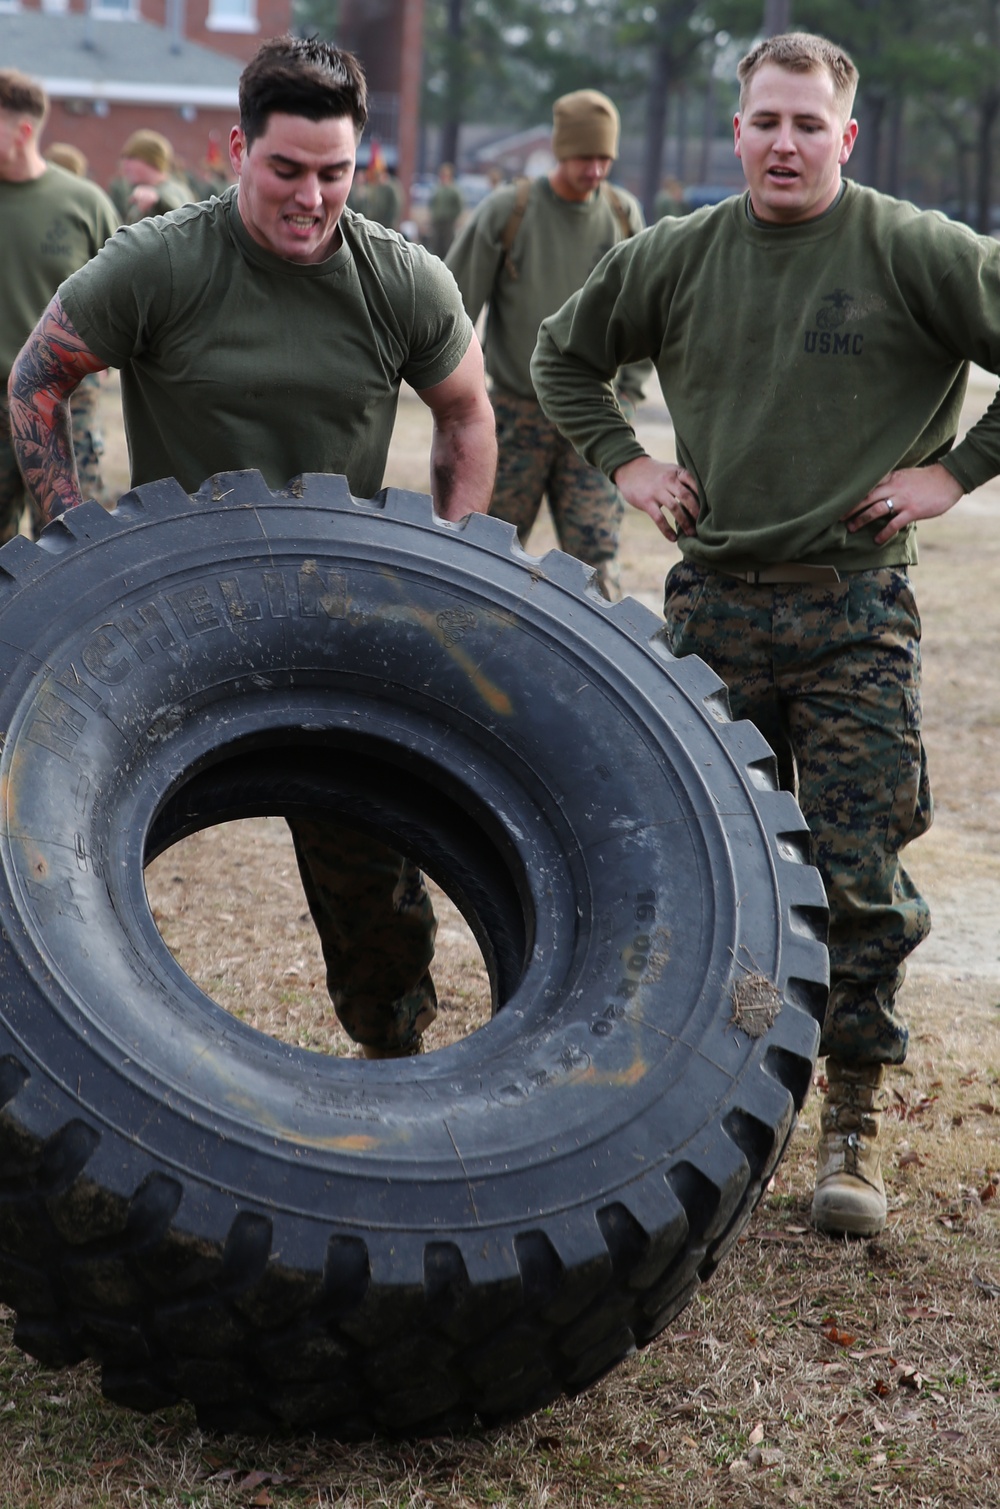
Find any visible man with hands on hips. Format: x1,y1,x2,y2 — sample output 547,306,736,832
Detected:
531,31,1000,1238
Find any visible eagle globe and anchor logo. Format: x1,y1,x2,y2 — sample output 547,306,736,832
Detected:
805,287,865,356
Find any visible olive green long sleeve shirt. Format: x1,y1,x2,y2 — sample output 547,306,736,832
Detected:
532,182,1000,572
447,176,647,401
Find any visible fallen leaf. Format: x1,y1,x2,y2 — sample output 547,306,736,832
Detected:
898,1150,924,1169
980,1180,998,1203
890,1362,925,1391
974,1102,997,1115
822,1320,858,1348
748,1423,764,1446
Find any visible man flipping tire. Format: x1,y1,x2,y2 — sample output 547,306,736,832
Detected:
8,34,496,1061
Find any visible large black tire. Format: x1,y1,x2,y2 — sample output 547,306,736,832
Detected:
0,472,827,1436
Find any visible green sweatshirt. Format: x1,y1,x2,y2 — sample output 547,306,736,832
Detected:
0,165,118,378
531,181,1000,572
447,176,646,400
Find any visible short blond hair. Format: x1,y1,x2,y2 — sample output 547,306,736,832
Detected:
737,32,858,120
47,142,88,176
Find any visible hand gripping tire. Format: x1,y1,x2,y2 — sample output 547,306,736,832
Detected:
0,472,827,1436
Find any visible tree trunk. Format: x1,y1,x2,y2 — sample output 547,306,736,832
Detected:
642,39,672,220
674,84,689,184
698,72,715,184
886,95,903,198
853,89,885,188
957,140,972,224
975,90,1000,236
439,0,463,169
763,0,791,34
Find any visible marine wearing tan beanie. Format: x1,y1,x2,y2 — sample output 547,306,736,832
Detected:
120,129,173,175
551,89,620,161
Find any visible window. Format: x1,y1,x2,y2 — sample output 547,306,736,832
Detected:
92,0,137,16
206,0,258,33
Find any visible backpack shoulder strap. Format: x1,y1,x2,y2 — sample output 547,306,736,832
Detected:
500,176,534,279
600,181,636,241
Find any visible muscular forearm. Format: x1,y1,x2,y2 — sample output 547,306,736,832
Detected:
430,407,497,521
8,297,106,526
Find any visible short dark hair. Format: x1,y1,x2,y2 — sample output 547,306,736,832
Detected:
737,32,858,120
0,68,48,124
238,36,368,148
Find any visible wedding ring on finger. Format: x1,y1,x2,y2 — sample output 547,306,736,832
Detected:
885,497,895,517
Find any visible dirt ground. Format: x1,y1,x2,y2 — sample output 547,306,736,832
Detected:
0,370,995,1507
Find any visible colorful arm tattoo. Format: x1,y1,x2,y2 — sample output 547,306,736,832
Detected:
8,296,107,526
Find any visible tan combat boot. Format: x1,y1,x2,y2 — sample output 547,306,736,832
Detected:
811,1060,888,1237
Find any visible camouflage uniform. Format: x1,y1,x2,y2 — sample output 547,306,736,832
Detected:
290,819,438,1053
0,371,108,542
662,561,931,1067
489,389,635,602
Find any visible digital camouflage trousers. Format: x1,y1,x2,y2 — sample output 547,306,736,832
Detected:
289,819,438,1053
662,561,933,1067
0,372,109,542
489,388,628,602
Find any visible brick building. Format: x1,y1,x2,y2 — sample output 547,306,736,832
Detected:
0,0,294,190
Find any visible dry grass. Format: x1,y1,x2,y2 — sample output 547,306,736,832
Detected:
0,375,997,1507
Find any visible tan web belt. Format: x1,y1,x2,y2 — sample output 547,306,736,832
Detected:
724,564,842,585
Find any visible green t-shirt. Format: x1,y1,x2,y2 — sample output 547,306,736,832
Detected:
532,181,1000,572
0,165,119,378
59,186,473,499
106,175,132,221
446,176,645,399
124,176,193,223
653,191,684,220
430,182,464,225
364,177,403,230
